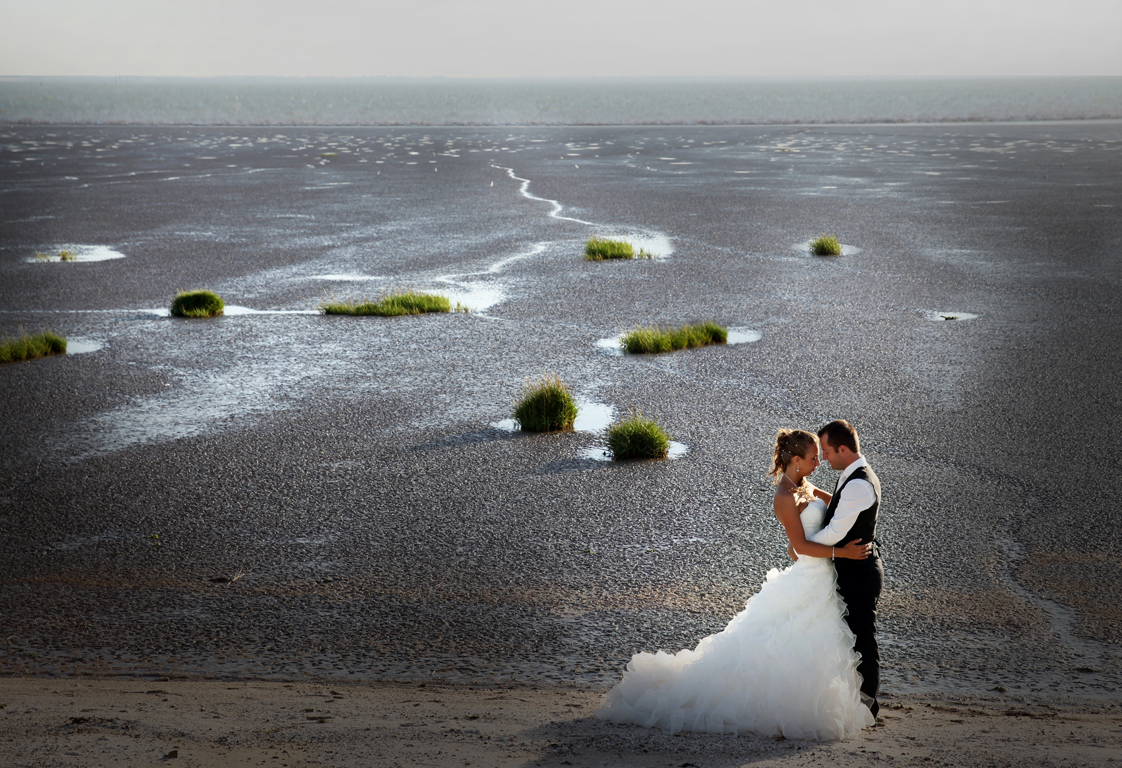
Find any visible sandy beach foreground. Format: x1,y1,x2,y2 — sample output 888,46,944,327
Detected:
3,678,1120,768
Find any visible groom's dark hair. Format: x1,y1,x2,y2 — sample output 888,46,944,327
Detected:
818,419,860,454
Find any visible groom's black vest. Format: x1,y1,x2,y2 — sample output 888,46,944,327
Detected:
822,464,880,548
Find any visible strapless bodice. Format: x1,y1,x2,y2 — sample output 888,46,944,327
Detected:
800,498,828,538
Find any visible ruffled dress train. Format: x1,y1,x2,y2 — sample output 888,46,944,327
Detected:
596,500,874,740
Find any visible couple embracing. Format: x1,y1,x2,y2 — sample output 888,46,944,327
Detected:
597,420,882,741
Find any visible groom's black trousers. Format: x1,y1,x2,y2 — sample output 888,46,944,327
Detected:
834,554,883,718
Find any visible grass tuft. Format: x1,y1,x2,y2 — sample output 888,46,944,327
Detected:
621,321,727,354
512,374,579,432
170,290,225,318
605,409,671,460
0,328,66,364
34,249,78,262
584,237,635,260
320,290,451,316
809,235,842,256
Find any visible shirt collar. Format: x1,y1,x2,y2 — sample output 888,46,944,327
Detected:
837,455,867,485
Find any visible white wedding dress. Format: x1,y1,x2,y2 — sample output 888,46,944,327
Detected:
596,499,874,740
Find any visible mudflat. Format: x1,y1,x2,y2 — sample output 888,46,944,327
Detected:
2,122,1121,765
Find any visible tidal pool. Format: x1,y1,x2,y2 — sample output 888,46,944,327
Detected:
580,441,690,462
66,338,104,354
595,327,760,355
26,245,126,263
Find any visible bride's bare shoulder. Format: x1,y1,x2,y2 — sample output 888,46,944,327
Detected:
773,488,797,511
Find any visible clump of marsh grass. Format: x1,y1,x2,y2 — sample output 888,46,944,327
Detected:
320,290,451,316
170,290,225,318
512,374,579,432
621,321,727,354
0,328,66,364
33,249,78,262
585,237,639,261
605,409,671,460
809,235,842,256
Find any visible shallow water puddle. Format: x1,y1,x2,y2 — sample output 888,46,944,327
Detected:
597,232,675,258
66,338,103,354
580,441,690,462
921,310,979,322
595,327,760,355
595,335,626,356
147,306,318,317
573,399,614,432
493,400,690,462
726,327,762,344
221,306,319,316
25,244,126,263
434,279,506,313
491,398,615,435
312,273,503,313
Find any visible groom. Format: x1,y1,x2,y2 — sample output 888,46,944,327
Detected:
810,419,883,719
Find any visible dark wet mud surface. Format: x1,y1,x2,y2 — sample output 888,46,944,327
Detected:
2,123,1121,703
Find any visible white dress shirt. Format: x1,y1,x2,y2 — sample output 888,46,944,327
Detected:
809,456,875,546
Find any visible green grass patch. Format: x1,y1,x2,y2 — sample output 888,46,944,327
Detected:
512,374,579,432
34,249,77,262
170,290,225,318
0,328,66,364
320,290,452,316
605,410,671,460
621,321,727,354
809,235,842,256
583,237,655,261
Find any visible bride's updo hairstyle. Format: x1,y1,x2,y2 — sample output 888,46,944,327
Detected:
768,429,818,487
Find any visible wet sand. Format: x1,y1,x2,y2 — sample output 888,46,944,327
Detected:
2,122,1121,762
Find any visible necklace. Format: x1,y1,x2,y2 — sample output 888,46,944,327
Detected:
782,471,800,490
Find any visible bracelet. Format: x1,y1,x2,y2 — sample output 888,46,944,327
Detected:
831,546,835,560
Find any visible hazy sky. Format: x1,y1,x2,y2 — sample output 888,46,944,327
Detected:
2,0,1120,78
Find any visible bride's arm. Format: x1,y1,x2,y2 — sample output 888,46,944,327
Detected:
774,494,870,560
808,483,832,504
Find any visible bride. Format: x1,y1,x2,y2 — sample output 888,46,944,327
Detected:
595,429,876,740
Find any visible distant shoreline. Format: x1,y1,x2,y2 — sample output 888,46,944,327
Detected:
3,76,1119,126
3,118,1121,128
